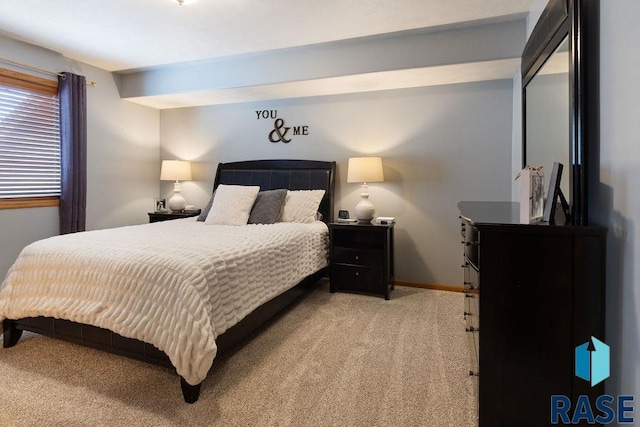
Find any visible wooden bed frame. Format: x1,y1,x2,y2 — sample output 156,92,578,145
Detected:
2,159,336,404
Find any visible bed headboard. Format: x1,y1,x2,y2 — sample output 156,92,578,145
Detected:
213,159,336,223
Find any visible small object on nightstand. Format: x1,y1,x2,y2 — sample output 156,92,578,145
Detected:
374,216,396,225
329,221,395,300
337,209,358,222
337,218,358,223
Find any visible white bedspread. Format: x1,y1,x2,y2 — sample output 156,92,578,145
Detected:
0,219,328,385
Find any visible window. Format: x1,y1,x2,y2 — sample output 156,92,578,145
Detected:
0,68,60,209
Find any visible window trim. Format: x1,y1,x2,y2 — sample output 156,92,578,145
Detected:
0,68,57,95
0,67,60,210
0,196,59,209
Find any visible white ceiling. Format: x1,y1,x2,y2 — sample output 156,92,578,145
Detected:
0,0,534,107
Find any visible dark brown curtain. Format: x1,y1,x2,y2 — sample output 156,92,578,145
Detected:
58,72,87,234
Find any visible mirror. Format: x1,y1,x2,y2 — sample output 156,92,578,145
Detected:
525,37,569,204
521,0,598,226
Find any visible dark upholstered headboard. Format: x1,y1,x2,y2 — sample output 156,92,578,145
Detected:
213,159,336,223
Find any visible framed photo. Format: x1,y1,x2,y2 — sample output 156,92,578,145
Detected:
518,166,544,224
154,198,167,213
531,173,544,221
544,162,565,224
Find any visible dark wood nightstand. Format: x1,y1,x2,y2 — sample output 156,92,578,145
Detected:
148,210,201,223
329,222,395,300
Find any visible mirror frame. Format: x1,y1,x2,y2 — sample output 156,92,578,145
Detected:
522,0,599,226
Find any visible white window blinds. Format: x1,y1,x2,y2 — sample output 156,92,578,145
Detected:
0,83,60,198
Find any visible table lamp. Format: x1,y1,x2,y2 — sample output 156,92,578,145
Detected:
347,156,384,223
160,160,192,212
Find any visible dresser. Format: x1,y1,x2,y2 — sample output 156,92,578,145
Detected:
329,222,395,300
458,201,606,426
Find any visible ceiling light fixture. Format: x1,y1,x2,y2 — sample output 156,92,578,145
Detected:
174,0,197,5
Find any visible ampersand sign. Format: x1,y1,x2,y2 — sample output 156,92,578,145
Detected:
269,118,291,143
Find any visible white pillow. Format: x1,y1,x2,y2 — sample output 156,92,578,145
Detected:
205,184,260,226
280,190,325,223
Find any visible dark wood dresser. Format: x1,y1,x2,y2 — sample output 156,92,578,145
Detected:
458,201,606,426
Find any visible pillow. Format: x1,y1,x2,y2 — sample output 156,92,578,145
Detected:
204,185,260,226
248,189,287,224
280,190,326,223
197,190,215,221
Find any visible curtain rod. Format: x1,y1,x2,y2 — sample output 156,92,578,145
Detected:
0,57,97,87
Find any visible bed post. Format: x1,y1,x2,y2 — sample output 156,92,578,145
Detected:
3,319,23,348
180,377,201,404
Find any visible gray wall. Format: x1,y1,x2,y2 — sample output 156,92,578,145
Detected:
0,35,160,279
160,80,514,286
598,0,640,410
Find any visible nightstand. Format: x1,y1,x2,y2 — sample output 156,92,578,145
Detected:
329,222,395,300
148,210,201,223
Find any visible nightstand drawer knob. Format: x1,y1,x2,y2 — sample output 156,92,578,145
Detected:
355,255,359,260
355,272,359,276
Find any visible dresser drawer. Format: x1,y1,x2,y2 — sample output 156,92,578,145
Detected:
467,324,479,373
462,221,479,269
333,247,383,267
465,292,479,331
466,262,479,291
331,264,383,289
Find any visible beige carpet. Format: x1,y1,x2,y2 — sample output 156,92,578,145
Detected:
0,280,476,426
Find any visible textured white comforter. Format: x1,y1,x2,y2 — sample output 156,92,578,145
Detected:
0,219,329,385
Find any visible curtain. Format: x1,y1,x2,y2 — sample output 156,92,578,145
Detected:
58,72,87,234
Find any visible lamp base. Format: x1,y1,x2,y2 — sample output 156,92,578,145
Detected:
168,182,187,212
354,193,375,223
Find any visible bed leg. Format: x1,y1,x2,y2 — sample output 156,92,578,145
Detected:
180,377,201,404
3,319,23,348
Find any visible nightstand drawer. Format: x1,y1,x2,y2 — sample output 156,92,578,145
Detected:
332,229,386,251
331,264,383,288
333,247,383,267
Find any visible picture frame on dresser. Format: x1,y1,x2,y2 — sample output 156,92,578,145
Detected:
543,162,567,224
154,198,167,213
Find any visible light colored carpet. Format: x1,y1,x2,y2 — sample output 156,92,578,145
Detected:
0,280,476,426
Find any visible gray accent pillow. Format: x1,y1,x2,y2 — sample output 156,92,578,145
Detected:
248,189,287,224
197,190,215,221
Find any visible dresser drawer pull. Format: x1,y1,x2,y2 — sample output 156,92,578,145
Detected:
466,326,479,332
465,241,479,247
355,255,359,260
469,370,479,377
355,272,359,277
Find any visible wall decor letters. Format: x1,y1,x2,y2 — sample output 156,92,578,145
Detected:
256,110,309,143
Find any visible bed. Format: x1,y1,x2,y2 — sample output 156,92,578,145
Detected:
1,159,336,403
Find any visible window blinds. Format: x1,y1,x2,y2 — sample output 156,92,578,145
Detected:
0,84,60,198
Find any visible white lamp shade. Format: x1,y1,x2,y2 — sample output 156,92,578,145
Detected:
160,160,192,181
347,157,384,183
